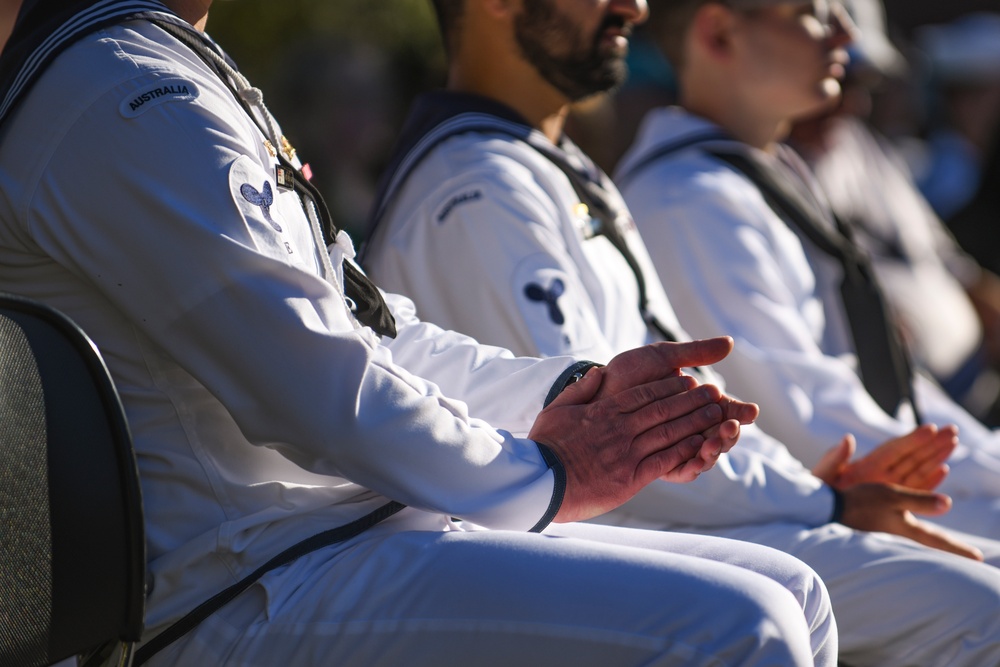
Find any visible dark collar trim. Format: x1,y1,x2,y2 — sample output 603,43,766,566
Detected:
0,0,174,125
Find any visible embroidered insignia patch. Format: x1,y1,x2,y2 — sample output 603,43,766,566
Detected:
524,278,566,325
437,189,483,223
241,181,282,232
119,78,199,118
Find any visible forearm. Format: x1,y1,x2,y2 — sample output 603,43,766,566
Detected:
383,291,575,436
609,431,833,529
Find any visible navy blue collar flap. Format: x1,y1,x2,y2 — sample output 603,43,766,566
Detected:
0,0,178,127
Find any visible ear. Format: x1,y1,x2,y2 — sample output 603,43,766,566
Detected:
689,3,738,63
479,0,517,20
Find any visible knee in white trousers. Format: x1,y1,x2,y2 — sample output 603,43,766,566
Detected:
149,519,837,666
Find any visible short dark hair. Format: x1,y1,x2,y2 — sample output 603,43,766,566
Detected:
430,0,466,54
646,0,711,71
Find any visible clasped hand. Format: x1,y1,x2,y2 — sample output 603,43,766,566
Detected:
813,426,983,561
529,337,758,523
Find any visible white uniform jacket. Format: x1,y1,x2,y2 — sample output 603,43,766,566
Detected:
365,93,836,533
618,107,1000,500
0,15,577,634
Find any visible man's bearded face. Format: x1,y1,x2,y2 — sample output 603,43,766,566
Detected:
515,0,632,101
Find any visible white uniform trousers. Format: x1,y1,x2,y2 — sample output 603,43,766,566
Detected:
145,509,836,667
684,521,1000,667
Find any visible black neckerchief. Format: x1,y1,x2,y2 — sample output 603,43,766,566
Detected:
360,90,688,348
618,130,920,421
710,149,919,422
145,17,397,337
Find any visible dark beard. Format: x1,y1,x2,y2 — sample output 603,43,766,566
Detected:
515,2,629,102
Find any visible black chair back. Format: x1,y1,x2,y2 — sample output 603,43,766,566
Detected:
0,294,144,667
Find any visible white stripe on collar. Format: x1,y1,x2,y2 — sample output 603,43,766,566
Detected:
0,0,173,123
370,112,549,229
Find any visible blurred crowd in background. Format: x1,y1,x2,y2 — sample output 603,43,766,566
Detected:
183,1,1000,265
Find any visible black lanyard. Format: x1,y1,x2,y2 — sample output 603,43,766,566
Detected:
710,149,921,422
362,99,687,350
618,132,921,421
150,18,396,338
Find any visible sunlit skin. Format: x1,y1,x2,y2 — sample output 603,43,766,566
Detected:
165,0,211,30
447,0,648,142
735,2,848,109
680,0,854,149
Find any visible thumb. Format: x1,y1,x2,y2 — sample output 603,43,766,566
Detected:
812,434,854,484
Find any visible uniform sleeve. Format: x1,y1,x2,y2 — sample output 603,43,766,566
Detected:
26,69,558,531
382,291,578,437
923,194,984,288
912,373,1000,497
623,157,912,468
391,259,841,527
367,146,620,363
370,138,843,529
614,424,834,529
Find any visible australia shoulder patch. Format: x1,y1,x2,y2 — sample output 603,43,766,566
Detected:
120,78,199,119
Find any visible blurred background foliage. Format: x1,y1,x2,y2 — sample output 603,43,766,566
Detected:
209,0,444,89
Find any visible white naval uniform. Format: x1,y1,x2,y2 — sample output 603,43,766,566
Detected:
366,95,1000,667
0,11,836,667
620,103,1000,521
618,107,1000,530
